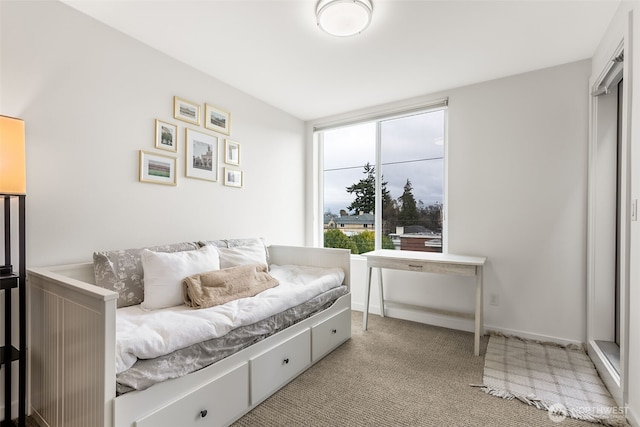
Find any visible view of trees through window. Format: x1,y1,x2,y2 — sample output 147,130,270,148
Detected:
322,109,445,254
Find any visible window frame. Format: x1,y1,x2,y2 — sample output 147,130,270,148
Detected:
315,99,449,253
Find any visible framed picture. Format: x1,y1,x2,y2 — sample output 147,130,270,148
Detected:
185,129,218,181
224,168,243,188
224,139,240,165
205,103,231,135
154,119,178,152
139,150,177,186
174,96,200,125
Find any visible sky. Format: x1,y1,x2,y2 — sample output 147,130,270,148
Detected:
323,109,445,216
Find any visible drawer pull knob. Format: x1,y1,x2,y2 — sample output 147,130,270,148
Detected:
408,264,423,269
283,358,289,365
200,410,208,418
331,329,337,334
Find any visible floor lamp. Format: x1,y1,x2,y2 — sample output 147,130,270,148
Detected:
0,115,26,427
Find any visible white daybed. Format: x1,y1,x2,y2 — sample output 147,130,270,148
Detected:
27,243,351,427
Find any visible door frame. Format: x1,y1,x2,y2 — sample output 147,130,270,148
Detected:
587,37,630,407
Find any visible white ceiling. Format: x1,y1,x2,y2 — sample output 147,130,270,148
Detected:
61,0,620,121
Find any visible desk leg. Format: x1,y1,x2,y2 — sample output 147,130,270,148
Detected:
363,266,372,330
378,268,385,318
474,266,484,356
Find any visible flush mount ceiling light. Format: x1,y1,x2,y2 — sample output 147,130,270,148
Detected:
316,0,373,37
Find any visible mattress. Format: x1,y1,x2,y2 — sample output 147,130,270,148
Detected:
116,285,348,394
115,264,346,373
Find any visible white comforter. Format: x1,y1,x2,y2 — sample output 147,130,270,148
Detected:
115,264,345,374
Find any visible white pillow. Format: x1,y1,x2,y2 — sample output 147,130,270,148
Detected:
141,245,220,310
216,244,268,269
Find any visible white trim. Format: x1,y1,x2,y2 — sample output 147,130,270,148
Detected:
312,98,448,132
627,405,640,427
374,121,382,250
591,40,624,96
588,340,623,405
314,131,324,248
315,102,448,250
442,107,449,253
351,302,475,333
350,304,584,348
587,9,634,415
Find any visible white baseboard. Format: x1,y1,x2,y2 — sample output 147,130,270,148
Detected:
484,325,584,348
352,301,475,333
351,302,374,314
351,302,583,347
587,340,622,406
626,405,639,427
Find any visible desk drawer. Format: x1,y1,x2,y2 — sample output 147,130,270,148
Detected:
135,363,248,427
311,308,351,361
370,258,476,276
250,328,310,404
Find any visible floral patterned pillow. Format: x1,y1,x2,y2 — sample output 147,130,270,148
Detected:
93,242,200,308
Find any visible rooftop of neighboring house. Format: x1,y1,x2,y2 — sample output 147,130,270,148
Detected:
325,212,374,225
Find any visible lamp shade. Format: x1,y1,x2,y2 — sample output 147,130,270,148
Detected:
0,115,26,195
316,0,373,37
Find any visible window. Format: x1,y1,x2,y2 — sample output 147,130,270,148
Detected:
318,103,447,254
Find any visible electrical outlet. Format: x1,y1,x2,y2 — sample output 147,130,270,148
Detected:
489,293,499,306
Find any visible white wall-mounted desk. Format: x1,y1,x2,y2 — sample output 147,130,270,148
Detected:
361,249,487,356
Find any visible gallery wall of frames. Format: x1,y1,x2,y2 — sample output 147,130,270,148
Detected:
139,96,243,188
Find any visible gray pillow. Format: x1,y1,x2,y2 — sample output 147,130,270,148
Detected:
196,239,229,249
199,238,269,266
93,242,199,308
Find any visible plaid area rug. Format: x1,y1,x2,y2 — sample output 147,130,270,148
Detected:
476,335,628,426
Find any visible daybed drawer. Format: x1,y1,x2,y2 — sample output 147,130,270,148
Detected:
135,362,248,427
311,307,351,361
250,328,311,404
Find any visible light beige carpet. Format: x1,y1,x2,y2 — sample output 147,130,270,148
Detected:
233,311,619,426
478,335,627,426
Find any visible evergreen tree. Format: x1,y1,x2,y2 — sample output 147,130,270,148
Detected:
418,202,443,232
382,197,398,236
345,163,376,214
345,163,393,216
344,163,399,240
397,179,419,226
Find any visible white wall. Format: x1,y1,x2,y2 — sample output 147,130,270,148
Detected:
309,59,591,346
0,0,307,268
0,1,306,419
2,0,634,423
448,60,590,344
